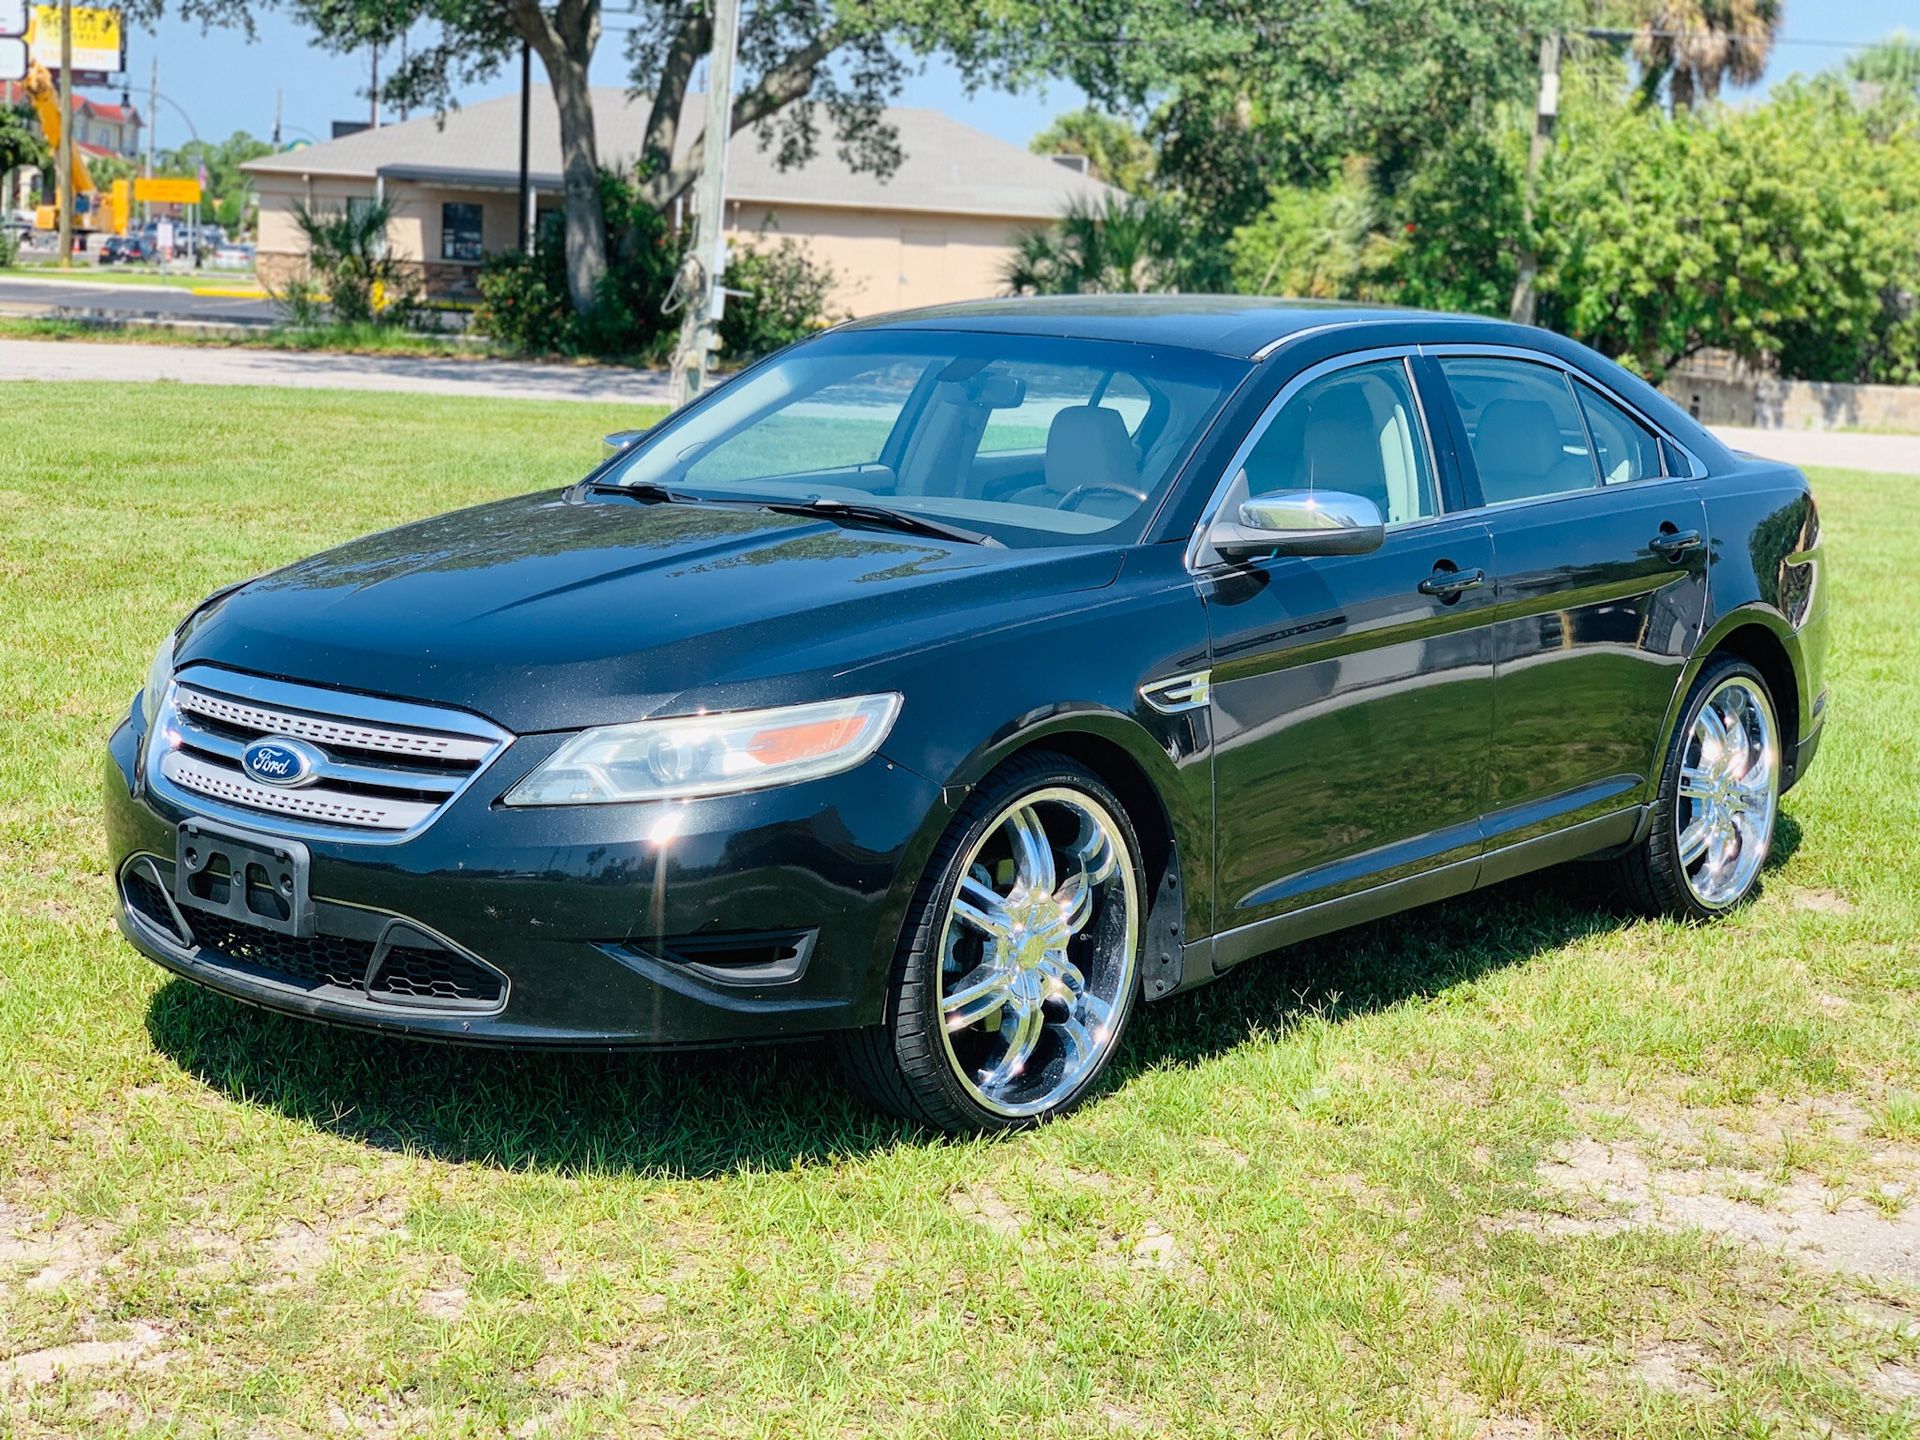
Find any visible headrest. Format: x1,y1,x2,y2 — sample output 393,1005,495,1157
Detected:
1044,405,1137,496
1302,384,1385,496
1477,398,1563,476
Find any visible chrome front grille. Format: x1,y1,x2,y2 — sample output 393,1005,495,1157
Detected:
147,667,512,840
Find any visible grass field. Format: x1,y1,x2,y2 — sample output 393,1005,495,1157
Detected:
1,383,1916,1438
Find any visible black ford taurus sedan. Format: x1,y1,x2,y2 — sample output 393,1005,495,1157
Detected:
107,297,1829,1133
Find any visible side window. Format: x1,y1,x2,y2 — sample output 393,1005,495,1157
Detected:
1239,359,1438,526
1439,358,1596,506
1575,382,1664,484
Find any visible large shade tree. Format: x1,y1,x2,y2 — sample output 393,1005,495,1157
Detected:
967,0,1579,256
130,0,1027,316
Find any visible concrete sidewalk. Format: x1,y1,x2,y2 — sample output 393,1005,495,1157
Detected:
0,337,673,405
1712,425,1920,477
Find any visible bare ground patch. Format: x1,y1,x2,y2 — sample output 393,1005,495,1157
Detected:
1511,1134,1920,1284
0,1321,173,1388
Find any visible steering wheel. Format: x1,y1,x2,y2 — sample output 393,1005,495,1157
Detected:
1057,480,1150,512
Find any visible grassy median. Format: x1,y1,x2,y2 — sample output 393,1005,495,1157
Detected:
1,383,1915,1438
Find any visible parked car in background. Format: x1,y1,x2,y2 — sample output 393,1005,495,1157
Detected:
98,235,151,265
107,298,1829,1133
208,242,255,271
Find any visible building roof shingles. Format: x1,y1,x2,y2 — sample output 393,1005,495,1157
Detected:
244,88,1115,222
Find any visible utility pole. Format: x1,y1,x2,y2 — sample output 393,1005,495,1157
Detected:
1508,31,1561,327
517,39,532,251
55,0,72,266
369,39,379,129
146,56,156,176
272,86,282,148
668,0,742,407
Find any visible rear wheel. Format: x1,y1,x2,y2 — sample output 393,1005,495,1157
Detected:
839,754,1144,1134
1613,656,1782,920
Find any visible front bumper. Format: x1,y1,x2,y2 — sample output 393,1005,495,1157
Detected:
106,709,945,1048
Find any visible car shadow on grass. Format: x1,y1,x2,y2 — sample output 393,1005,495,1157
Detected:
144,813,1804,1180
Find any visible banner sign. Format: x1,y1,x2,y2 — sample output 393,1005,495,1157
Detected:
26,5,124,78
134,176,202,205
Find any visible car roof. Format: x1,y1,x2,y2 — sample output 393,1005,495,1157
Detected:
836,294,1509,360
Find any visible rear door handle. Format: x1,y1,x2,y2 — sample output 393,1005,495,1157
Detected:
1418,567,1485,599
1649,528,1704,560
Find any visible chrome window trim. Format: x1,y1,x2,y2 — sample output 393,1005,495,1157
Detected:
1184,347,1441,574
145,665,515,846
1417,341,1708,481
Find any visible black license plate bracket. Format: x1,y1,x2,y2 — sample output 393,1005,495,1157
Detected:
174,820,315,938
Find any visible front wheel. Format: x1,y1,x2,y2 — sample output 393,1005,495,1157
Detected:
839,754,1144,1134
1613,656,1782,920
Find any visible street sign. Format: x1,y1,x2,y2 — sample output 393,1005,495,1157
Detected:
25,5,123,78
0,36,24,81
134,176,202,205
0,0,26,37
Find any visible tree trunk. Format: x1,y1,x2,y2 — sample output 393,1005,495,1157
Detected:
515,0,605,317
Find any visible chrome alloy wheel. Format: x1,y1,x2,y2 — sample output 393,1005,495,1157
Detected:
1677,676,1780,909
936,787,1139,1118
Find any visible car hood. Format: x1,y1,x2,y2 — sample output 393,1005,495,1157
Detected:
178,490,1124,734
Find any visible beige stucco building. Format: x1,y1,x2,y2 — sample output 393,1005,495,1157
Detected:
242,90,1116,317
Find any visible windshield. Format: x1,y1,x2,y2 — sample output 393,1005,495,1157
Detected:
604,330,1251,548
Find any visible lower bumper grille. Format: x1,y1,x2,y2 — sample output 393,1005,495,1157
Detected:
123,865,505,1011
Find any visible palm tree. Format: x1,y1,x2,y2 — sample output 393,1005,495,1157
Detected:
1632,0,1783,113
1001,195,1185,296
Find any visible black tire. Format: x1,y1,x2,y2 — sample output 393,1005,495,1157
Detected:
1611,654,1778,921
837,751,1146,1135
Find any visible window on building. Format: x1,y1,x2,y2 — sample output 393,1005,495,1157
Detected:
441,203,484,263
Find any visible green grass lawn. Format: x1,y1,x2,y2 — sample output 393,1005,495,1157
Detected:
1,384,1916,1438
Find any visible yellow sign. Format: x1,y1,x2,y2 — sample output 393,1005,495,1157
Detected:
134,176,202,205
25,5,122,75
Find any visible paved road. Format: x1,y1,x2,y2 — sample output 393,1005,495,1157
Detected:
1713,425,1920,477
0,273,282,325
0,337,674,405
6,337,1920,465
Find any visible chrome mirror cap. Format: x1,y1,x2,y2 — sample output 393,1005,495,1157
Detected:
601,427,654,460
1210,488,1386,560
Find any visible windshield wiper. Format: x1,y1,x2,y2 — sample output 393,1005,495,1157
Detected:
577,479,707,504
760,498,1002,547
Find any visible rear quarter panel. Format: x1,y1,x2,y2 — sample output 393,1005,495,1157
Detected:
1684,459,1828,769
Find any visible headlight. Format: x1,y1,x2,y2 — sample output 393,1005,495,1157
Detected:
140,629,176,725
504,693,904,806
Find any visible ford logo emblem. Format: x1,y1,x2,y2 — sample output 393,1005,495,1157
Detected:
241,736,324,789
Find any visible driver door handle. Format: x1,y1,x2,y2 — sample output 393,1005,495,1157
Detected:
1649,528,1704,561
1418,567,1485,599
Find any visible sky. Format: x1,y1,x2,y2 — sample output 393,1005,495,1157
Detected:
109,1,1920,159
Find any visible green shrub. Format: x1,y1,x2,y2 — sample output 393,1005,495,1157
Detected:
282,198,421,328
718,232,841,362
475,168,680,360
0,226,16,270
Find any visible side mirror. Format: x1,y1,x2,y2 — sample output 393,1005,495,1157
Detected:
602,427,655,461
1208,489,1385,561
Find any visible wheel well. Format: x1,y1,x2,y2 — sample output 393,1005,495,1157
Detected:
1711,623,1800,759
1012,732,1178,894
